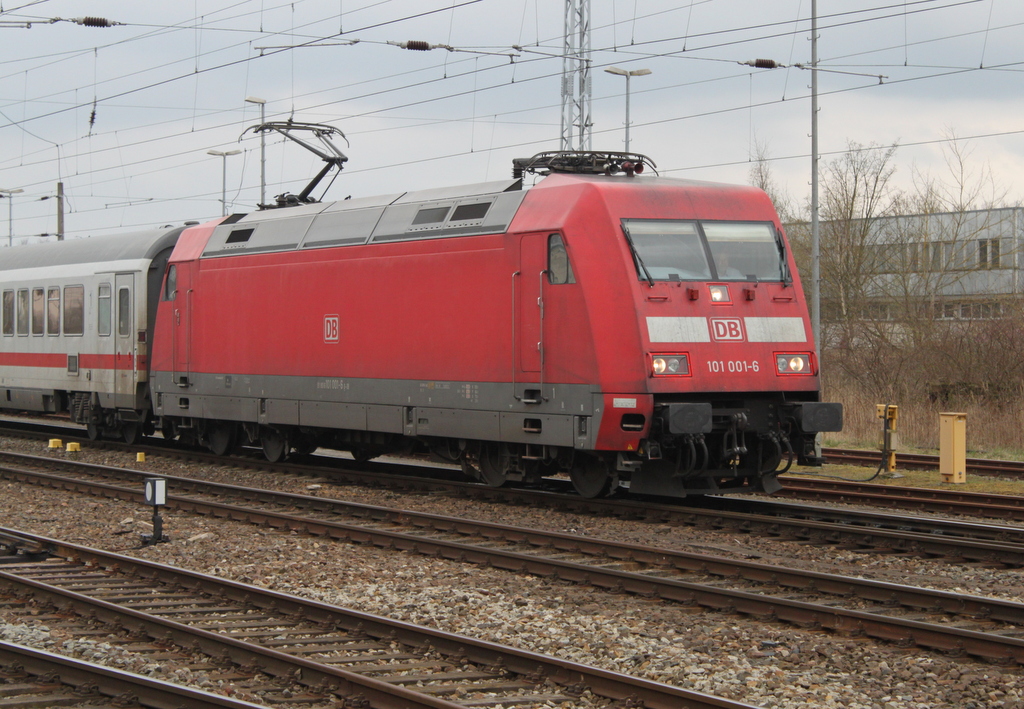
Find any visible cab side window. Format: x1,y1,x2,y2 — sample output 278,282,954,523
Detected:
547,234,575,285
164,265,177,301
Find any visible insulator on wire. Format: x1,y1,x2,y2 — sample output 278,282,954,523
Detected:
74,16,116,27
753,58,779,69
403,40,431,51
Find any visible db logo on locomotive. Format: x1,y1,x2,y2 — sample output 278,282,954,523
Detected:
323,315,340,343
710,318,744,341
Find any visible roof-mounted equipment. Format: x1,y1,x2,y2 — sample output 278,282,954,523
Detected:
242,120,349,209
512,151,657,179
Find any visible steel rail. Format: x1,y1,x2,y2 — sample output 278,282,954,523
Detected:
778,476,1024,521
7,453,1024,564
821,447,1024,478
7,467,1024,664
0,640,269,709
0,528,753,709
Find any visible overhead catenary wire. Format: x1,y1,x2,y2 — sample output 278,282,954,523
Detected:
1,0,1019,239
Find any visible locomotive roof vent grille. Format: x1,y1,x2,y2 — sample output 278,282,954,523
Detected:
512,150,657,178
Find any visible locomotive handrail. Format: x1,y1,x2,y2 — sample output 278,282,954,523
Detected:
511,270,520,401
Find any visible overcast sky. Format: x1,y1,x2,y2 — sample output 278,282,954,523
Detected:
0,0,1021,242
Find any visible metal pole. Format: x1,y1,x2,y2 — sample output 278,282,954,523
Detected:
207,150,240,217
810,0,820,351
56,182,64,240
0,189,24,247
220,156,228,217
259,102,266,207
624,73,631,153
246,97,267,207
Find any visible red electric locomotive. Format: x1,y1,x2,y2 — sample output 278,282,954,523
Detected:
0,148,840,498
145,150,841,498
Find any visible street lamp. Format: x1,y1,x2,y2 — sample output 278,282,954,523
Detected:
207,149,241,217
0,188,24,247
245,96,267,207
604,66,651,153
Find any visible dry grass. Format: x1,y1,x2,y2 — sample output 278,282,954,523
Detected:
820,382,1024,460
787,463,1024,495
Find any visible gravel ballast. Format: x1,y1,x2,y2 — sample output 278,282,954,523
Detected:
1,436,1023,708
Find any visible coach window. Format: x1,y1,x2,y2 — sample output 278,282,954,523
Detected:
164,265,176,301
2,291,12,335
31,288,44,335
16,289,28,335
118,288,131,337
63,286,84,336
47,287,60,335
548,234,575,285
98,284,111,336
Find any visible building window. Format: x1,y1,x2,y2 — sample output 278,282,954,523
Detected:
977,238,1000,269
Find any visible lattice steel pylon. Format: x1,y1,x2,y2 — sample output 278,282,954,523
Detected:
560,0,592,151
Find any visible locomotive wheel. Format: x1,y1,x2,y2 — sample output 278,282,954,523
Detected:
207,422,236,456
86,424,101,441
570,456,619,498
122,422,141,445
261,428,288,463
477,443,510,487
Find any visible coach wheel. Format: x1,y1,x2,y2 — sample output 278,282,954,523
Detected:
208,422,236,456
122,422,141,446
86,424,101,441
477,443,511,487
261,428,288,463
160,420,177,442
570,456,619,498
292,438,318,456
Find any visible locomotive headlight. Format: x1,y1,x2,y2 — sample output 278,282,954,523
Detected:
651,354,689,377
709,285,730,303
776,354,811,375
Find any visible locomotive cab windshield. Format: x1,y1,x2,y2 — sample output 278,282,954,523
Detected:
622,219,787,283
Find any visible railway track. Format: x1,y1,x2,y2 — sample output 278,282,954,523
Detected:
7,445,1024,565
0,530,746,709
778,475,1024,521
0,639,269,709
6,457,1024,665
821,447,1024,477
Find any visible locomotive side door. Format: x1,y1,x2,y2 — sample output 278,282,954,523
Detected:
516,234,546,387
169,262,193,387
113,273,136,406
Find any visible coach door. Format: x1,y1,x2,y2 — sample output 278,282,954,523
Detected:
114,273,136,405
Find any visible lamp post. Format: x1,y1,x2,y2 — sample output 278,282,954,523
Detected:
0,188,24,247
207,149,241,217
245,96,267,207
604,66,651,153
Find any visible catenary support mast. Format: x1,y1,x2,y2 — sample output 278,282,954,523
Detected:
560,0,592,151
